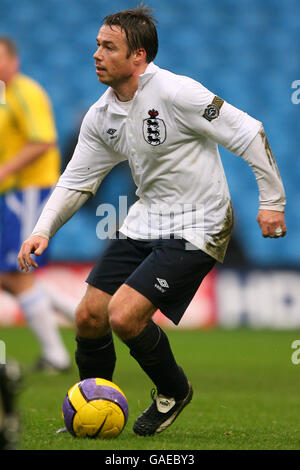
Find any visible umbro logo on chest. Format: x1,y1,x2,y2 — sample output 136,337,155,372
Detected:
143,109,166,146
107,128,118,139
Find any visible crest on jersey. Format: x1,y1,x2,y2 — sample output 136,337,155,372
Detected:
143,109,166,146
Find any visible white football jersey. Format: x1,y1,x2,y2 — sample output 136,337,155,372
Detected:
57,62,283,262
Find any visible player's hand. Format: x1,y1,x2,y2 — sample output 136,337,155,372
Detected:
18,235,49,272
256,209,287,238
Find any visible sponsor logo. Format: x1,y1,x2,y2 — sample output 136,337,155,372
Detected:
156,396,176,413
156,278,169,288
107,128,117,135
154,277,169,293
107,128,118,139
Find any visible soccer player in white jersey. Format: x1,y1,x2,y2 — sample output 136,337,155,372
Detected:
18,6,286,435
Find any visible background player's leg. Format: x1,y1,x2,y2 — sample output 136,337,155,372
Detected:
1,271,70,370
75,285,116,380
37,279,76,322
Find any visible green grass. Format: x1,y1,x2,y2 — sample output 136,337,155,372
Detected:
1,326,300,450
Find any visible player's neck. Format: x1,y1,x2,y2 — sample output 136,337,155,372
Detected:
113,63,148,102
113,84,136,102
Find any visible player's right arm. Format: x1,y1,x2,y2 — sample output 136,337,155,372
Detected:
17,186,90,271
18,105,126,271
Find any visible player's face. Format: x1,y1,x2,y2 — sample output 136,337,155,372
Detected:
0,44,18,83
94,25,135,88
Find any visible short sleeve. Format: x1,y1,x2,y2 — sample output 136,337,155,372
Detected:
57,106,126,195
173,81,261,156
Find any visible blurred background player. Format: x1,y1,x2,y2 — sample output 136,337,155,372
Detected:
0,360,22,450
0,37,71,372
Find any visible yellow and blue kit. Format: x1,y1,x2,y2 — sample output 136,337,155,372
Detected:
0,73,60,271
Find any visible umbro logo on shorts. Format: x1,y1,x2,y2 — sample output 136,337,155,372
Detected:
154,277,169,293
156,278,169,288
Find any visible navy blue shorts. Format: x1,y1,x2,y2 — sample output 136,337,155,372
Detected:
86,233,216,325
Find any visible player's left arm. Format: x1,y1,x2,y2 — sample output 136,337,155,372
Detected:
173,83,286,238
241,128,286,238
0,141,55,182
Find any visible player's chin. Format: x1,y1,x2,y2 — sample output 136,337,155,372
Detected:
96,72,110,84
98,77,111,86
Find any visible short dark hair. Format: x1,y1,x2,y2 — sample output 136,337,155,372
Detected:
0,37,18,57
103,4,158,63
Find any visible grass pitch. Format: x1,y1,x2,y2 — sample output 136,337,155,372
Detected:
1,326,300,450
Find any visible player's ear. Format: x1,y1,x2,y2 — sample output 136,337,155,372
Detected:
133,48,147,64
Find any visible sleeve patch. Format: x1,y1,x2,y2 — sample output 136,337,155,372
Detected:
203,95,224,122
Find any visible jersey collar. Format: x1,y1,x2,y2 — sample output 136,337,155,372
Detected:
138,62,159,89
95,62,159,112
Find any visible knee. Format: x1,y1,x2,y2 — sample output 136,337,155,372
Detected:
107,301,133,340
75,297,109,337
75,302,92,331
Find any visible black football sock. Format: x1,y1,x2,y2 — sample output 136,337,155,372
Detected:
124,320,189,400
75,333,116,381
